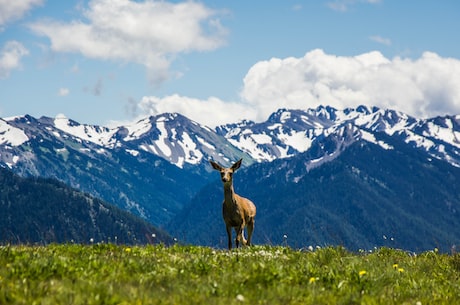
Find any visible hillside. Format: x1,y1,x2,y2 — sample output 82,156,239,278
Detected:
0,166,172,245
170,136,460,252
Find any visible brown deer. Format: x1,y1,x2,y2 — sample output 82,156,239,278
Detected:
210,158,256,249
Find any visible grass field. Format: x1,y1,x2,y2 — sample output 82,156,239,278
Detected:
1,244,459,304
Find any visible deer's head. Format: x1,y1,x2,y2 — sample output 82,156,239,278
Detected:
209,159,242,185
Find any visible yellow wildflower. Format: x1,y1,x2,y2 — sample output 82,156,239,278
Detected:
124,247,132,253
358,270,367,277
393,264,404,272
309,277,317,284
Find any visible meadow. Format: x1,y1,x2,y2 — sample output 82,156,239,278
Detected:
0,244,459,304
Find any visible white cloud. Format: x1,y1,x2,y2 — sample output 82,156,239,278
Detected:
369,35,391,46
0,0,43,29
29,0,228,85
137,94,253,127
133,49,460,127
0,41,29,79
240,49,460,121
58,88,70,96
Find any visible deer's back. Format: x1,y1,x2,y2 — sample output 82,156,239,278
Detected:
239,195,256,218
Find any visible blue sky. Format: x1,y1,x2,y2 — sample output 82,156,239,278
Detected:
1,0,460,127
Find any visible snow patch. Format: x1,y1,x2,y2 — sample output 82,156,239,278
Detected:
155,121,172,157
126,149,140,157
228,136,275,162
279,130,312,153
54,114,117,146
124,118,152,140
0,119,29,146
178,132,203,165
196,136,215,150
280,111,291,123
267,123,282,130
361,130,393,150
404,131,435,150
251,133,272,144
424,122,460,149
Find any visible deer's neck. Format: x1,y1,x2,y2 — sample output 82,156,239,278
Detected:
223,183,236,204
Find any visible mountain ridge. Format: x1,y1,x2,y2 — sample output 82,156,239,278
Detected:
1,105,460,237
2,105,460,170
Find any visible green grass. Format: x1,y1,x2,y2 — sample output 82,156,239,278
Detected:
1,244,459,304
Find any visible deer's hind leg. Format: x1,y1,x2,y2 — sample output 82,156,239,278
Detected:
247,217,255,246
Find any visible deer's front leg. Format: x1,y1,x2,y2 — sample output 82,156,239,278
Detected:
236,224,247,248
226,224,232,250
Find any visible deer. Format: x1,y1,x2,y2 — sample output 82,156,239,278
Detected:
209,158,256,250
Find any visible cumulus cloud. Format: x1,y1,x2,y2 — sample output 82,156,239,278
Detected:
0,41,29,79
137,94,253,127
0,0,43,29
240,49,460,121
134,49,460,127
28,0,228,84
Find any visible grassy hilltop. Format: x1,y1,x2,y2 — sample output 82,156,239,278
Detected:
1,244,459,304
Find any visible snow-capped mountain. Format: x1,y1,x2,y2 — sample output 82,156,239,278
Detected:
216,105,460,168
0,106,460,245
6,113,245,168
0,112,252,226
2,105,460,171
114,112,249,169
171,135,460,252
165,108,460,252
1,105,460,228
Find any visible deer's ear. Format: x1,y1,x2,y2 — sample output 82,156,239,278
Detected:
209,160,223,171
231,158,243,171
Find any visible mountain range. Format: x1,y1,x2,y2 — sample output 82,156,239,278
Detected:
171,135,460,252
1,105,459,250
